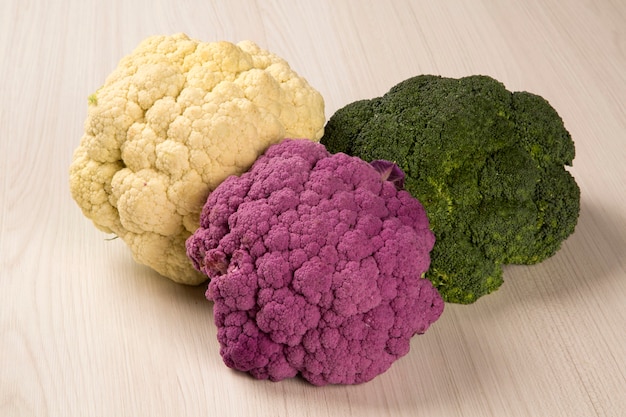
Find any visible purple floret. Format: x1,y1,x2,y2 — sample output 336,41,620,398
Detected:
186,139,443,386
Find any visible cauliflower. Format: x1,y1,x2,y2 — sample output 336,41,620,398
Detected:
186,139,444,385
69,34,325,284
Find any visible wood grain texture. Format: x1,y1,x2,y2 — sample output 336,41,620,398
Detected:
1,1,625,416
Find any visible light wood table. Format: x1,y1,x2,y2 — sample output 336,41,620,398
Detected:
1,1,625,416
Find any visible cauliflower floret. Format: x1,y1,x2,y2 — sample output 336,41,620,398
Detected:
186,139,443,385
69,34,325,284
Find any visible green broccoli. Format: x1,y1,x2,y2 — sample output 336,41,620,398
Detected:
321,74,580,304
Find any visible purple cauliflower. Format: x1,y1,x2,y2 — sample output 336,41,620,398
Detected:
186,139,443,386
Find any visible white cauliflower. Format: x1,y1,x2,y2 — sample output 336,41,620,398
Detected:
69,33,325,284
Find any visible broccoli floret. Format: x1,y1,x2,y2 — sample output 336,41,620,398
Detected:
321,74,580,304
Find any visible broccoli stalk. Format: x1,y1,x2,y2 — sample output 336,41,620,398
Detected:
321,74,580,304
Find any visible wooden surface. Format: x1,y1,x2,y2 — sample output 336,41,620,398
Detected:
1,1,625,416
